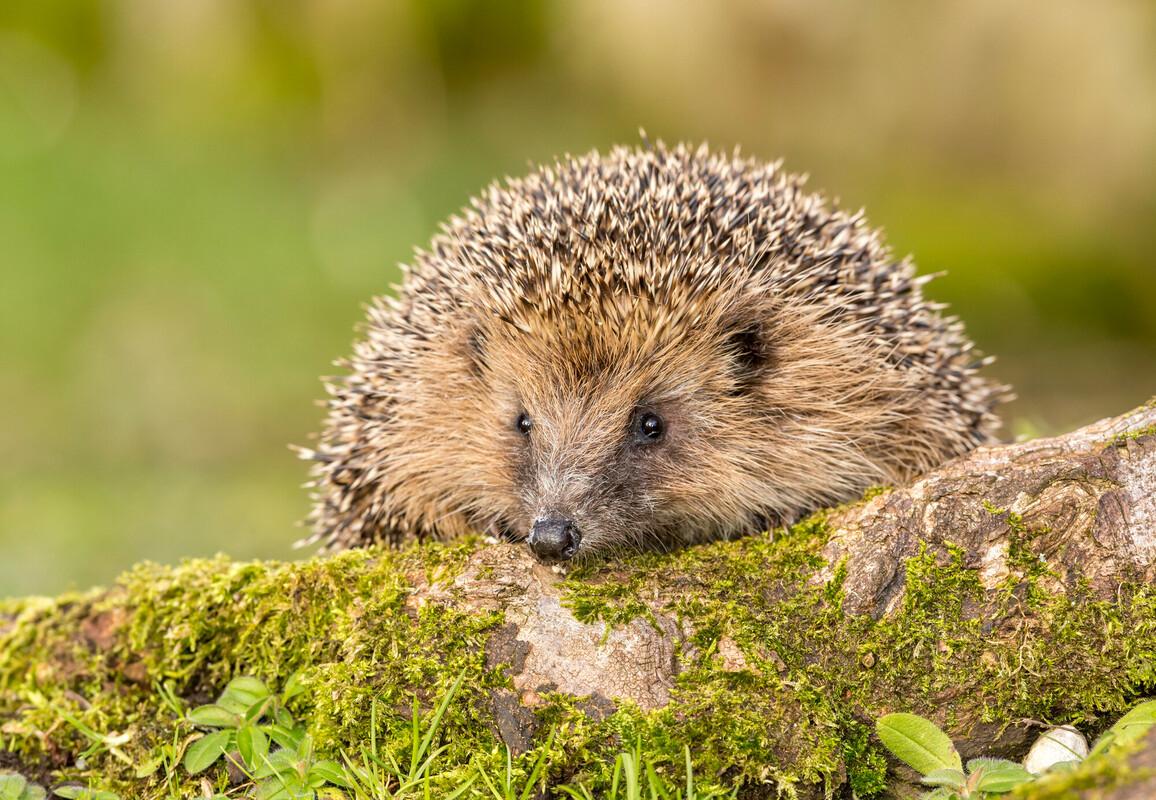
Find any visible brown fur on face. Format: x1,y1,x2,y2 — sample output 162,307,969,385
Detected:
299,143,1008,561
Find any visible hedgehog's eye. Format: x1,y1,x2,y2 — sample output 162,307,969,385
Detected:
515,413,533,436
633,411,665,444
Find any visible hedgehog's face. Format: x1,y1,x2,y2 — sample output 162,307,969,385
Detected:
430,284,936,564
314,281,943,559
456,298,790,564
503,396,692,563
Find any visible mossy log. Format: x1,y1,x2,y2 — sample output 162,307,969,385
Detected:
1,402,1154,798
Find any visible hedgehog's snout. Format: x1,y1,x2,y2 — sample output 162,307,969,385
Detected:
528,515,582,563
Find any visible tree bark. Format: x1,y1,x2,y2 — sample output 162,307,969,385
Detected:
823,401,1156,616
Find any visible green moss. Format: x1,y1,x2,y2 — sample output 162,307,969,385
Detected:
860,485,893,502
1106,423,1156,447
557,508,1156,795
1102,398,1156,446
0,540,507,796
1,505,1154,798
561,560,658,630
841,721,889,797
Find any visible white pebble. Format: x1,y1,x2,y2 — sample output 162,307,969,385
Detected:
1023,726,1089,775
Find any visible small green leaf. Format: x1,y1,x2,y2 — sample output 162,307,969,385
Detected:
253,783,290,800
219,676,271,714
50,790,116,800
187,704,241,729
251,749,300,780
266,723,305,751
237,725,269,770
225,676,271,702
923,789,959,800
920,768,966,788
280,671,307,704
216,696,246,715
251,726,270,762
307,760,350,788
1090,700,1156,757
971,760,1034,793
967,757,1023,772
23,784,47,800
244,698,275,723
236,725,253,767
0,775,27,800
296,733,314,764
254,776,308,800
876,713,963,776
183,730,231,775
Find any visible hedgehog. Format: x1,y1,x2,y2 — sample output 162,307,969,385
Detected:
298,142,1007,564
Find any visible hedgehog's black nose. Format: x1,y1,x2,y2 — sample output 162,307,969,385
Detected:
528,516,581,562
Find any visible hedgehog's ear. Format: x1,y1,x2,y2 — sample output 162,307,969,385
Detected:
723,319,774,390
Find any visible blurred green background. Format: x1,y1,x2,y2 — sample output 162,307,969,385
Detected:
2,1,1154,597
